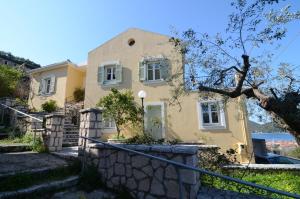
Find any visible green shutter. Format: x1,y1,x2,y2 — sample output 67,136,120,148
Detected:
116,65,122,83
97,66,104,85
160,59,169,81
139,61,146,81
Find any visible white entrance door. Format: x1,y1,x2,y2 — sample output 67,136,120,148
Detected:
145,102,164,139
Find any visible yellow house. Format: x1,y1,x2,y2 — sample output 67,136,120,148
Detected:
29,28,253,162
28,60,86,110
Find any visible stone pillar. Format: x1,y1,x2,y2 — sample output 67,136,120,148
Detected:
44,114,64,152
78,108,102,148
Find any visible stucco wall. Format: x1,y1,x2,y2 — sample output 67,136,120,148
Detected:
65,66,86,101
29,66,68,109
84,28,253,163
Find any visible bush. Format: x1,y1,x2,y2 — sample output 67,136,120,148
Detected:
125,134,181,145
0,65,22,97
73,88,85,102
41,100,58,113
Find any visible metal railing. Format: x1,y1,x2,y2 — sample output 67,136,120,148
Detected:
0,103,44,144
0,103,43,122
80,136,300,199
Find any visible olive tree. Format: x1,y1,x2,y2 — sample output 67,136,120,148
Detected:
169,0,300,143
97,88,142,139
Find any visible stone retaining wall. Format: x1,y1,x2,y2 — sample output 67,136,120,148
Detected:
83,143,200,199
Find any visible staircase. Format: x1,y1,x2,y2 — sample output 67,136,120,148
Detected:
63,121,79,147
62,101,83,147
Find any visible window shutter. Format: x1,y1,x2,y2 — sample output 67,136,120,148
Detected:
49,76,56,93
38,80,43,95
97,66,104,85
116,65,122,83
139,61,146,81
160,59,169,81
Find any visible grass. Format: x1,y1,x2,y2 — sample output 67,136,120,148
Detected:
0,160,81,192
0,133,48,153
202,170,300,198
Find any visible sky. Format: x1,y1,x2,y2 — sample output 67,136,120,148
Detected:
0,0,299,67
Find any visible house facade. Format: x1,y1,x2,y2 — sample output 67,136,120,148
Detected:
29,28,253,162
28,60,86,109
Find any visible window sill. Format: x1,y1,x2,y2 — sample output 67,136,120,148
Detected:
38,93,54,97
200,125,227,130
100,81,121,87
142,79,166,85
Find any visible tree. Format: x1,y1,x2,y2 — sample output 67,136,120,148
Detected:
0,65,22,98
97,88,142,139
169,0,300,143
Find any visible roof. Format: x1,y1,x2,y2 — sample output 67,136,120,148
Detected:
29,60,72,74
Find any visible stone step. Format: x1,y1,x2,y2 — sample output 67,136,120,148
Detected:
0,143,31,153
0,175,79,199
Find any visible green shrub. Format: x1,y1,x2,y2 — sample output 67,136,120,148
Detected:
125,134,180,145
73,88,85,102
41,100,58,113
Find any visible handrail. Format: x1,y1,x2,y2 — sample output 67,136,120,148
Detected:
80,136,300,199
0,103,43,122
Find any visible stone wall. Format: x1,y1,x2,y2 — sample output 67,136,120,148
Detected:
78,108,102,147
83,143,200,199
44,114,64,151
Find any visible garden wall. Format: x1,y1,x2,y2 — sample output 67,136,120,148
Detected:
82,143,200,199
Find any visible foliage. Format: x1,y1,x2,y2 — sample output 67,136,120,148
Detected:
125,133,181,145
169,0,300,144
287,147,300,159
0,133,48,153
111,134,126,140
202,170,300,198
199,147,299,197
0,50,40,69
41,100,58,113
198,147,238,172
97,88,142,139
73,87,85,102
0,65,23,97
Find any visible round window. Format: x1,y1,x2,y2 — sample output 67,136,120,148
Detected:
128,38,135,46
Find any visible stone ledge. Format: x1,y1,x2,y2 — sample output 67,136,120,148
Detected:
45,114,64,118
79,107,102,114
89,143,198,154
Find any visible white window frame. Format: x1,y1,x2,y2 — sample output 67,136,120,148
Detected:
104,65,116,82
146,61,161,82
197,100,226,130
44,77,52,94
144,102,165,138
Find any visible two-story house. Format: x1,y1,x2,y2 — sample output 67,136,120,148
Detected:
29,28,253,162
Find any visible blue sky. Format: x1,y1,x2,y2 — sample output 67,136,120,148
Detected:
0,0,299,67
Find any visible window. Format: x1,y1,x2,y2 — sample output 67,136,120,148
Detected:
44,78,51,94
97,61,122,86
102,118,116,129
147,62,161,81
38,75,56,95
139,57,169,83
105,65,116,81
198,101,226,129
